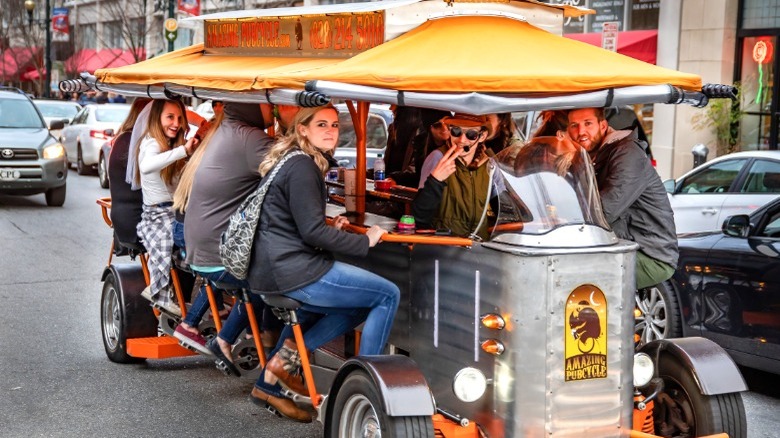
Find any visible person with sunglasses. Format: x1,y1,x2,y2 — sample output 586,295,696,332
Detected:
412,113,494,239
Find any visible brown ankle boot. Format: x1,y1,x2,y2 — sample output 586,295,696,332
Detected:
266,338,308,396
250,387,312,423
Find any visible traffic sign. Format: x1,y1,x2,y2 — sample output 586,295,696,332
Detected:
165,29,178,42
164,18,178,32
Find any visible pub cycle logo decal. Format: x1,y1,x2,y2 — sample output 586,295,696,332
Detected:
564,284,607,381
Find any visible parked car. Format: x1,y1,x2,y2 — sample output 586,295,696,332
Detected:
60,103,130,175
332,103,393,169
664,151,780,233
32,99,82,139
666,196,780,374
0,87,68,206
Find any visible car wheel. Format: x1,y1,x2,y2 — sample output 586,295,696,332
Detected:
635,281,681,346
98,153,109,188
328,369,434,437
101,273,142,364
655,354,747,437
45,184,66,207
76,144,90,175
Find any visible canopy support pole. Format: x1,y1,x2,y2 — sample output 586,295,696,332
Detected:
345,100,370,215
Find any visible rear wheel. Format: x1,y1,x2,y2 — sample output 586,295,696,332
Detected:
328,370,434,437
45,184,66,207
76,144,90,175
635,281,681,346
101,273,141,363
655,354,747,438
98,153,109,188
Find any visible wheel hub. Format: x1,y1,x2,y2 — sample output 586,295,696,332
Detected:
635,286,668,345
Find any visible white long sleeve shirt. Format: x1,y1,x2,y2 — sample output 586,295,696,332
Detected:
138,135,187,205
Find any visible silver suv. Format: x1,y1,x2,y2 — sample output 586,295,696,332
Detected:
0,87,68,206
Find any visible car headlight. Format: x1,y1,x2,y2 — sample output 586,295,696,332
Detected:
633,353,655,388
43,143,65,159
452,367,487,402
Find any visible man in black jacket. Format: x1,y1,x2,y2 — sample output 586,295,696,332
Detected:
567,107,678,289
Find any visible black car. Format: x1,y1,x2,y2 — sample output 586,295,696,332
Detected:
667,197,780,374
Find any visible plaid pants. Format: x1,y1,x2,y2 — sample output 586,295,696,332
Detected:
137,204,175,306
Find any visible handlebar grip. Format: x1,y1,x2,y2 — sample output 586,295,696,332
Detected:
702,83,738,100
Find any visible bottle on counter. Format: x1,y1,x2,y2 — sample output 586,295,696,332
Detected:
373,154,385,181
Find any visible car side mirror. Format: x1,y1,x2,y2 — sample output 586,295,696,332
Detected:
662,178,675,194
49,120,65,130
103,128,115,137
722,214,750,238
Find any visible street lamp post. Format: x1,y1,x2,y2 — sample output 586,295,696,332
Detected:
24,0,52,98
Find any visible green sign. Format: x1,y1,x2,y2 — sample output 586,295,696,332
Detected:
165,29,178,42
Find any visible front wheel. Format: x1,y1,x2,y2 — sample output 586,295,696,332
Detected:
328,370,434,438
655,354,747,438
45,184,66,207
635,281,681,346
98,153,109,188
76,144,91,175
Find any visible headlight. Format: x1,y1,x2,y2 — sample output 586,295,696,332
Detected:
452,367,487,402
633,353,654,388
43,143,65,159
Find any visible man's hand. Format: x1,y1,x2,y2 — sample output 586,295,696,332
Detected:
430,144,460,182
331,215,349,230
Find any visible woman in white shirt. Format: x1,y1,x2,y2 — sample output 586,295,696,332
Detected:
129,99,199,316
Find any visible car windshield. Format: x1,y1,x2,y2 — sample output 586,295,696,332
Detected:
35,102,80,119
490,142,609,240
95,107,130,122
337,112,388,150
0,98,45,128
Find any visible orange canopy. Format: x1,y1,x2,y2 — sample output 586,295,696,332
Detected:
96,15,701,94
266,15,701,93
95,44,341,91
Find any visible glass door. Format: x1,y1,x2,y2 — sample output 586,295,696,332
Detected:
740,36,777,150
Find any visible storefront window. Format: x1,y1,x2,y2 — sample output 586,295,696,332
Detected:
742,0,780,29
739,36,776,151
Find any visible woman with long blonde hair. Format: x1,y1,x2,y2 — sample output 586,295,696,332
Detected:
246,105,399,422
130,99,199,316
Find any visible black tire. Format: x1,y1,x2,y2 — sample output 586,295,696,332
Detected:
101,273,141,363
45,184,66,207
327,370,434,438
635,280,681,346
656,354,747,438
98,153,109,188
76,144,90,175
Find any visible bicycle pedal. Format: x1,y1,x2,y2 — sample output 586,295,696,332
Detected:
215,361,233,376
280,388,312,404
265,404,281,418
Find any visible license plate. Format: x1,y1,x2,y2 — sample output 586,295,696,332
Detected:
0,168,21,181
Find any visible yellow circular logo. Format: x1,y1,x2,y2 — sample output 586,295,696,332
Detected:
164,18,178,32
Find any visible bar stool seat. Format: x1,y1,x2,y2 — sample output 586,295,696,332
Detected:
260,294,303,311
211,280,241,293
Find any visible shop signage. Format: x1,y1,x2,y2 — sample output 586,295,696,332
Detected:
588,0,626,33
204,11,385,58
753,40,773,64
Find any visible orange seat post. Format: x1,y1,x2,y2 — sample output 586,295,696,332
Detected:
139,254,151,285
204,283,223,332
169,268,188,320
107,238,115,267
291,323,321,407
241,290,267,368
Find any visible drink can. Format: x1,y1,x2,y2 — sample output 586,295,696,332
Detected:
327,168,339,182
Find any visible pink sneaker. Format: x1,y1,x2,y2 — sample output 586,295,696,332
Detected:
173,325,211,356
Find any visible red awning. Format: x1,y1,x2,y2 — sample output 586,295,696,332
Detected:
65,48,146,74
1,47,42,81
565,30,658,65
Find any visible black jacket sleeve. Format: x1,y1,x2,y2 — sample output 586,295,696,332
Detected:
411,175,446,228
285,158,370,257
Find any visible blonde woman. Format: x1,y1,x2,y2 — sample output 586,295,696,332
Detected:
247,105,399,422
129,99,199,316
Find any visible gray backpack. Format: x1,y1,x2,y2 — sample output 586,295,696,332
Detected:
220,151,305,279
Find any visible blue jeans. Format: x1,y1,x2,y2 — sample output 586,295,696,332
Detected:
172,219,185,249
193,269,267,344
182,282,225,328
285,261,399,356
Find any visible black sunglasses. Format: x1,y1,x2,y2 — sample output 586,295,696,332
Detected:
449,125,482,141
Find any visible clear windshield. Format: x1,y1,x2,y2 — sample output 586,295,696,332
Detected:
490,140,609,239
0,98,45,128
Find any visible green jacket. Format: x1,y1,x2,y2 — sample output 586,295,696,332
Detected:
412,145,492,239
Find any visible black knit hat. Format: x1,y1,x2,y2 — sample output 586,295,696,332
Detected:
420,108,451,129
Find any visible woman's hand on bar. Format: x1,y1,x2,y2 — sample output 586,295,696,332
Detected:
366,225,387,247
332,215,350,230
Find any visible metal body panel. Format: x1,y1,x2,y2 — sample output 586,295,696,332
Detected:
640,337,748,394
340,239,636,437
